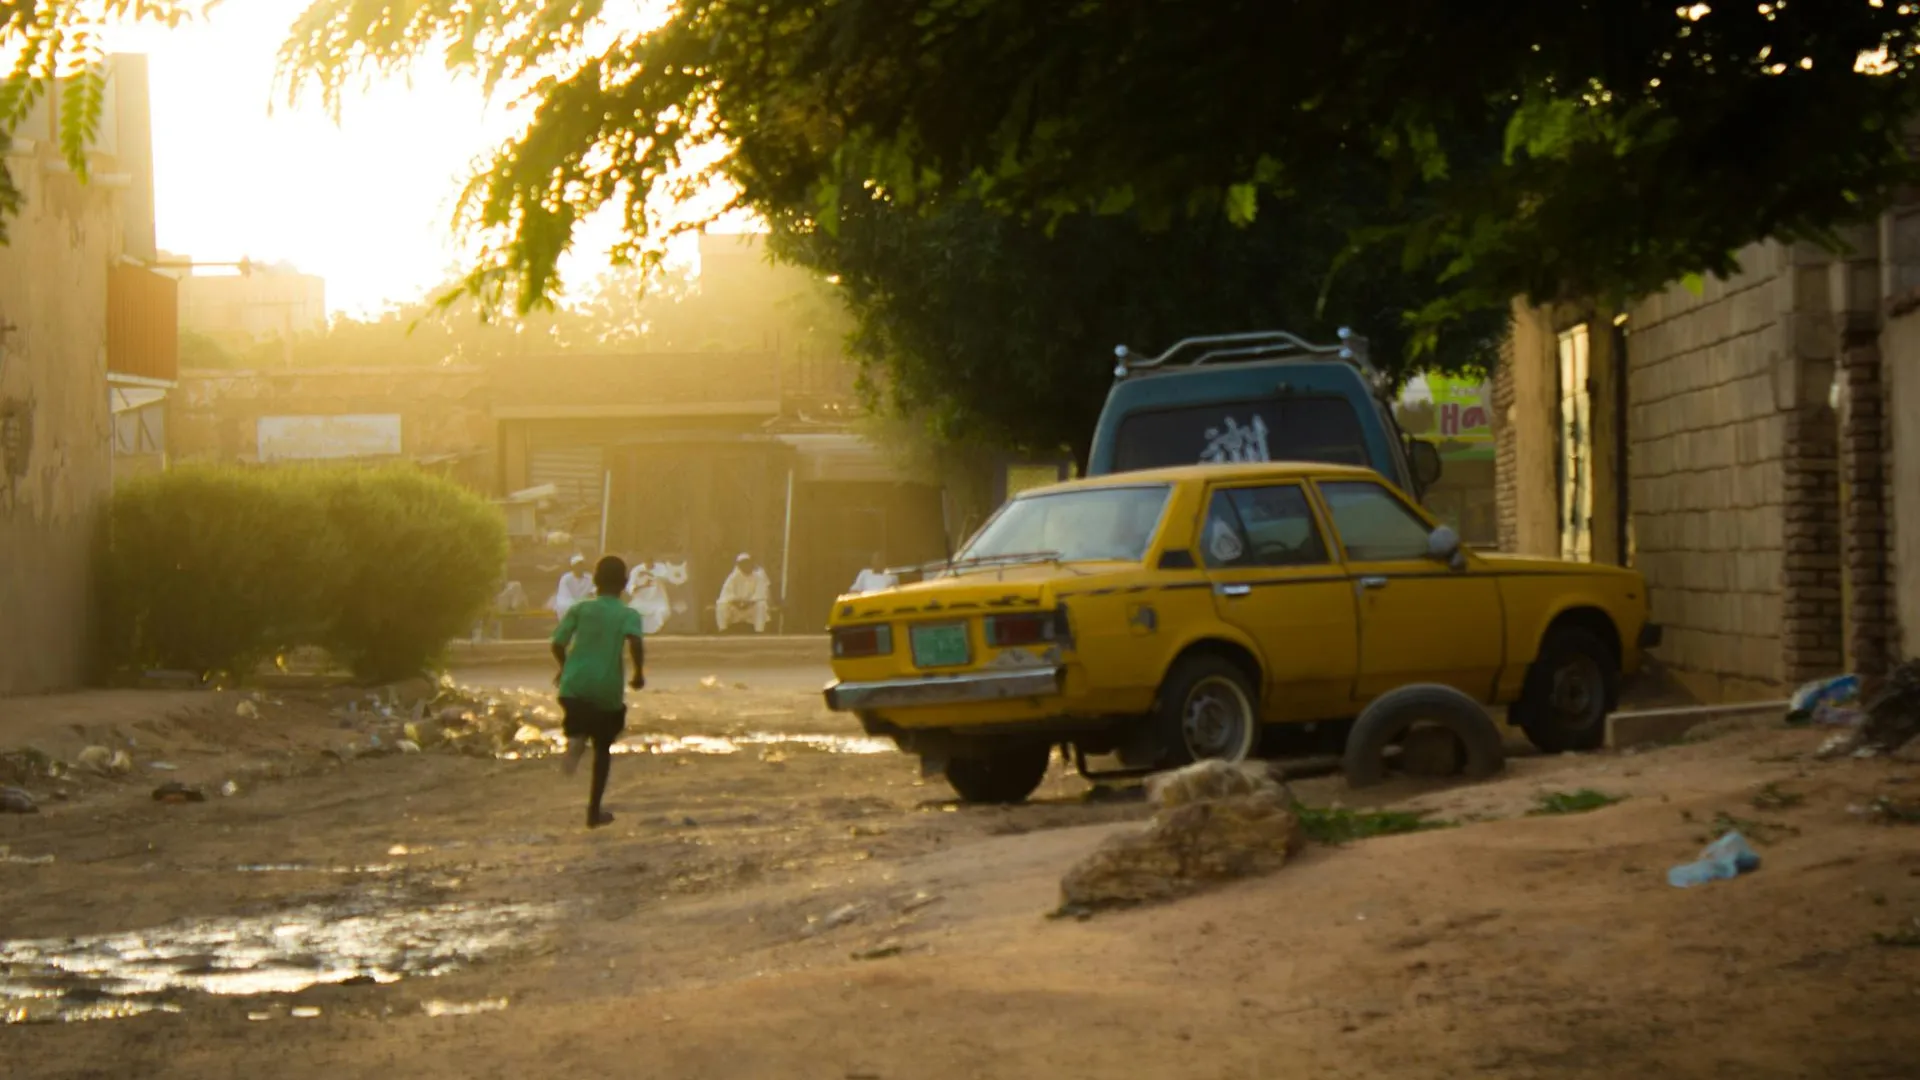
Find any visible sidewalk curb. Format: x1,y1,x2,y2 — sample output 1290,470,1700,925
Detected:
1606,700,1789,750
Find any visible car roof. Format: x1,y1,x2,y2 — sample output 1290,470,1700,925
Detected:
1017,461,1384,498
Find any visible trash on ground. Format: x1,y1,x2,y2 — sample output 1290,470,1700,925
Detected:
422,998,509,1017
147,761,179,772
1058,759,1305,912
219,780,241,798
1816,661,1920,758
1,785,38,813
77,745,117,776
0,844,54,864
236,700,260,719
397,739,422,754
151,781,205,804
513,724,544,744
851,940,905,961
699,675,722,690
289,1006,322,1019
1788,673,1861,725
1667,830,1761,888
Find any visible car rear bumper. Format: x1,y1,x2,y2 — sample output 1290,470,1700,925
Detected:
824,668,1064,712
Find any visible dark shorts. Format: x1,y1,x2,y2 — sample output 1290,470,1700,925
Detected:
559,697,627,742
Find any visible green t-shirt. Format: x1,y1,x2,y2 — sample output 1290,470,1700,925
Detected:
552,595,644,710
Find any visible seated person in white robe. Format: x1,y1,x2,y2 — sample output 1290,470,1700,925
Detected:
715,553,771,633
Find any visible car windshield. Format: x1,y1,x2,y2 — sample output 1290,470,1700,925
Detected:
1113,396,1369,472
958,485,1171,565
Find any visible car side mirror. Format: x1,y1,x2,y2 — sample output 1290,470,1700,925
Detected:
1409,439,1443,492
1427,525,1467,571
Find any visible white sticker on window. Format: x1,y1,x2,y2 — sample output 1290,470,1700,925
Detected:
1208,520,1245,564
1200,415,1271,464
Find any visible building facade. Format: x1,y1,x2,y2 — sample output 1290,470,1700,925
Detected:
1495,220,1919,702
1,55,176,694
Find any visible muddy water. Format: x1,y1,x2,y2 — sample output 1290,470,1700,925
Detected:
1,887,557,1024
498,730,893,760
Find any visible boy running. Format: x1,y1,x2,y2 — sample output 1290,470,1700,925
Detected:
551,555,645,828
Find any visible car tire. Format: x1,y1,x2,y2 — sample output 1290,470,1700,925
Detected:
1154,655,1261,768
945,742,1053,804
1514,626,1618,754
1343,683,1505,789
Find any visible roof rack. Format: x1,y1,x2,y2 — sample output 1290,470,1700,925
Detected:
1111,328,1383,393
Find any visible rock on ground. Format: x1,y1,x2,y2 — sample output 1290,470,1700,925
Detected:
1060,760,1305,910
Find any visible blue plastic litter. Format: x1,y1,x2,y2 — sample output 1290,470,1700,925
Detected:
1788,673,1860,724
1668,831,1761,888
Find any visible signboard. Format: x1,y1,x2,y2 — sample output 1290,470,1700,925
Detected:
257,414,402,462
1426,374,1492,440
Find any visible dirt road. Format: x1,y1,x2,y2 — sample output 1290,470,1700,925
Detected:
3,666,1918,1079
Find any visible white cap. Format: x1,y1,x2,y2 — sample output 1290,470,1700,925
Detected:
570,554,586,566
736,552,751,562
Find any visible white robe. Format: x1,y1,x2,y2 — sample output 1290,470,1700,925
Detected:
715,567,771,633
550,571,594,616
850,568,898,594
626,569,672,636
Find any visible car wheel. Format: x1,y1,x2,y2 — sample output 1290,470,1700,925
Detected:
1343,683,1506,789
1154,655,1260,768
1515,626,1618,754
944,741,1053,804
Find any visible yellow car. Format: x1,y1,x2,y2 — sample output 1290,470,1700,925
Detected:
824,463,1660,803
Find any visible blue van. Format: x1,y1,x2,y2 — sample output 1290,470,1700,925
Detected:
1085,329,1441,496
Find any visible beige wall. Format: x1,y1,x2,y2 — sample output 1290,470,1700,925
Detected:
1623,241,1797,691
0,148,120,694
170,366,493,485
1503,300,1560,556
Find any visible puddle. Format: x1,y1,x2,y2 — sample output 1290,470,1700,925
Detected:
1,893,556,1024
234,863,403,875
498,731,892,760
618,733,893,756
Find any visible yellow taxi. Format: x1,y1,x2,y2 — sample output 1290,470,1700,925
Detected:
824,463,1659,803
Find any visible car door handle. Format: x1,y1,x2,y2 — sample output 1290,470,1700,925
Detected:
1358,576,1388,591
1217,584,1252,598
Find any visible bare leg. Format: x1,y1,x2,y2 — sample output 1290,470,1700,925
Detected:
561,738,587,777
587,735,614,828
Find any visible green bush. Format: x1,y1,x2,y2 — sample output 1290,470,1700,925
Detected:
97,465,334,677
316,466,506,682
96,463,505,683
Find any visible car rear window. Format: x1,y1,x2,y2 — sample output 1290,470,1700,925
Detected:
1112,397,1370,472
959,485,1171,564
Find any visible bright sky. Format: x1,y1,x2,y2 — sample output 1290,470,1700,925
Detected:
105,0,711,317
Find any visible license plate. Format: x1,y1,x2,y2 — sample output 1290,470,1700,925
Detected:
910,623,971,668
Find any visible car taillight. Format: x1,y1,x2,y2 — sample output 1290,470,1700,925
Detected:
832,624,893,659
985,612,1055,648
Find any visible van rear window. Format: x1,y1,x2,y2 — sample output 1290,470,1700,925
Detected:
1112,397,1370,472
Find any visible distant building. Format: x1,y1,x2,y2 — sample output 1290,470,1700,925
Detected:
1,54,176,693
162,256,326,343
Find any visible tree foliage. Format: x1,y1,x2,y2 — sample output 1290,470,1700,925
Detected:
0,0,194,242
769,187,1506,460
271,0,1920,347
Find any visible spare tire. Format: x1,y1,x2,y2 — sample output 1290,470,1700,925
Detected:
1343,684,1505,789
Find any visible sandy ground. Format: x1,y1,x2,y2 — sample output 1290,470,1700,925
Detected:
2,662,1918,1079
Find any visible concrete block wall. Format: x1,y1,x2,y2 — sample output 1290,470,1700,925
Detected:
0,149,120,694
1624,242,1795,693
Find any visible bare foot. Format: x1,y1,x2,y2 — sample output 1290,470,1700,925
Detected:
588,811,615,829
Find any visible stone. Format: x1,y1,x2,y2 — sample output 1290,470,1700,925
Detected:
1060,761,1305,911
1,785,38,813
